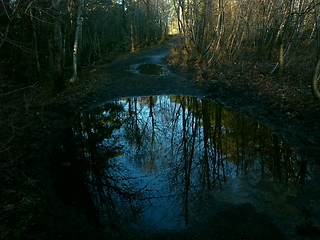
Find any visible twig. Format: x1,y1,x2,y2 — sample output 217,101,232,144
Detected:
0,84,37,97
1,0,10,19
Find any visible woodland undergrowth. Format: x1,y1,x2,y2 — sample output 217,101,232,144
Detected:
167,43,320,115
0,74,108,239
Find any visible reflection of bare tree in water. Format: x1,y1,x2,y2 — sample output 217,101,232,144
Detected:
127,98,143,151
125,97,158,171
180,97,200,225
149,97,156,171
171,97,309,226
214,104,226,185
65,104,145,231
81,113,120,228
53,96,310,233
201,102,227,189
202,100,211,190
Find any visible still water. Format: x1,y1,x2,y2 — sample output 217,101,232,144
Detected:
54,96,314,235
137,64,167,75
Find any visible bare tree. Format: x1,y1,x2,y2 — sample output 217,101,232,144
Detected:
70,0,85,82
311,0,320,98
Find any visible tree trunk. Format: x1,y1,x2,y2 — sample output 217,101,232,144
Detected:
29,7,41,74
70,0,84,83
49,0,63,92
130,23,135,52
279,38,284,71
178,0,190,50
146,0,150,43
311,50,320,99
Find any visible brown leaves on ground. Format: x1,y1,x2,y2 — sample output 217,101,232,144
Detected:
166,48,320,119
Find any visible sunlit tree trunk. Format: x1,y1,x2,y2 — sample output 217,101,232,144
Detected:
177,0,190,50
216,0,225,52
310,0,320,50
130,23,135,52
71,0,84,82
308,0,320,98
208,0,225,64
279,38,284,72
311,50,320,98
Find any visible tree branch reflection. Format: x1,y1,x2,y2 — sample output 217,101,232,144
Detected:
53,95,309,231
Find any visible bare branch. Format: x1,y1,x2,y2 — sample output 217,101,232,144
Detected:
1,0,10,19
0,84,37,97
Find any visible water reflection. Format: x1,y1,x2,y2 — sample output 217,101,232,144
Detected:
54,96,309,232
137,64,167,75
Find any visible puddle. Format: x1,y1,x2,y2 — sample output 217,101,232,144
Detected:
53,96,319,237
136,64,167,75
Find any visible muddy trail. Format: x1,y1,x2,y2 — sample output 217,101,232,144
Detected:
44,39,320,240
70,39,320,161
80,42,204,104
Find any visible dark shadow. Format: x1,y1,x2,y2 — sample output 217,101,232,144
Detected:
137,64,166,75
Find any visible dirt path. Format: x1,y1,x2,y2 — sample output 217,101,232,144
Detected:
71,39,320,163
47,38,320,240
81,42,204,104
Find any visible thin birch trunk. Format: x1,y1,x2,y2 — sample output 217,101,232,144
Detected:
311,0,320,99
130,24,135,52
71,0,84,83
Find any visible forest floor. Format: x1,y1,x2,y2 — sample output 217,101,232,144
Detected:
1,36,320,239
167,47,320,162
